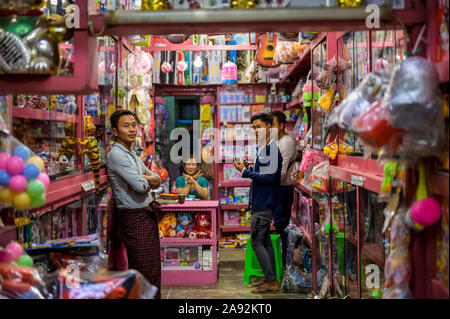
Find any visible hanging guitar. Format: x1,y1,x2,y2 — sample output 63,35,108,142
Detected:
256,33,279,68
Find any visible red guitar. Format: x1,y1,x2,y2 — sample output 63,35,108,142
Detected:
256,33,279,68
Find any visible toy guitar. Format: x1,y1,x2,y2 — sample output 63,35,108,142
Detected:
256,33,279,68
78,116,101,195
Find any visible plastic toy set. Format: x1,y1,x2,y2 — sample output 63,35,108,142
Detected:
157,212,212,239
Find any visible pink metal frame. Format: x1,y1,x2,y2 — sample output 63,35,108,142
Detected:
160,200,219,286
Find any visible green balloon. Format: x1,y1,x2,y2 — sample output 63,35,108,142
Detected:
27,179,45,198
16,254,34,267
30,193,46,208
12,261,19,265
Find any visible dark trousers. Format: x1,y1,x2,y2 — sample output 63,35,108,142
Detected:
250,208,276,282
274,185,294,266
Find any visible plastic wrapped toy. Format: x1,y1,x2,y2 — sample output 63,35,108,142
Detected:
189,213,212,239
309,161,329,193
315,63,336,90
299,148,312,173
0,262,46,299
317,84,335,112
326,67,392,129
176,213,193,238
158,213,177,238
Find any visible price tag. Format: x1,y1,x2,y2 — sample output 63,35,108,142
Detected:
351,175,364,187
82,180,95,192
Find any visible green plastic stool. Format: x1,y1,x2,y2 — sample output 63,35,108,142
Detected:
244,234,284,284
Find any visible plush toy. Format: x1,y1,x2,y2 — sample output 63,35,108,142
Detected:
158,213,177,238
58,116,76,169
189,213,212,239
63,95,77,114
176,213,193,238
78,116,100,195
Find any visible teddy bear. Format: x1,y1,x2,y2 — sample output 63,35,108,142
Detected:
189,213,212,239
176,213,193,238
158,212,177,238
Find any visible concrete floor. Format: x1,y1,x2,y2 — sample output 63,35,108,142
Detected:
161,248,309,299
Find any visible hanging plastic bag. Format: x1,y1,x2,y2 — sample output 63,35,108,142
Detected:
309,161,329,193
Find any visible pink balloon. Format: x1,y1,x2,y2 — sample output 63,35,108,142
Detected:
5,242,23,260
411,197,442,227
0,152,10,170
0,247,16,263
9,174,28,193
37,172,50,190
6,156,24,175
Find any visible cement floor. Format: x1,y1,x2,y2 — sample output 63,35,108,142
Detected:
161,248,309,299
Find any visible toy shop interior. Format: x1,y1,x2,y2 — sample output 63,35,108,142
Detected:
0,0,448,301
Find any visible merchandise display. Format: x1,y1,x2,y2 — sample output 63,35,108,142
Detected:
0,0,448,302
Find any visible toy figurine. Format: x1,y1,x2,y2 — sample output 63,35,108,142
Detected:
158,213,177,238
176,213,193,238
78,116,101,195
189,213,212,239
58,116,77,170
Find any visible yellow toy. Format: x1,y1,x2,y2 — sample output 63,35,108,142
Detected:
317,85,335,112
58,115,77,170
158,212,177,238
78,116,101,195
339,143,353,155
323,144,338,160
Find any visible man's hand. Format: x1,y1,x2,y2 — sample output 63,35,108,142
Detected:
143,174,160,190
243,159,251,169
233,158,245,172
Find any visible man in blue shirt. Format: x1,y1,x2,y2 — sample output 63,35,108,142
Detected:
234,112,282,293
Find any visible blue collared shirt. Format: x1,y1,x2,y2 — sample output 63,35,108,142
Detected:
106,142,161,209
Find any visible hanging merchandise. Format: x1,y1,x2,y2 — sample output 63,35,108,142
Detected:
58,116,77,169
302,72,321,108
78,116,101,195
0,9,73,75
141,0,168,10
0,134,48,210
161,61,172,74
317,84,335,112
230,0,256,8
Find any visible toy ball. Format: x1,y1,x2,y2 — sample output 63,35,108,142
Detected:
0,248,15,263
158,168,169,182
161,61,172,73
411,197,442,227
26,179,45,198
12,192,31,211
12,145,31,162
5,241,23,260
0,169,11,186
16,253,34,267
0,152,10,170
26,156,44,172
0,187,14,203
36,172,50,190
23,163,41,180
30,193,46,208
6,156,24,175
9,174,28,193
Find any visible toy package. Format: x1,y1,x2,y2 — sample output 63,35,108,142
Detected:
309,161,329,193
176,213,193,238
160,245,202,270
233,187,250,205
224,210,241,226
189,213,212,239
224,163,248,182
157,212,177,238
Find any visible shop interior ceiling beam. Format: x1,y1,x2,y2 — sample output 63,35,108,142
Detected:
90,6,425,35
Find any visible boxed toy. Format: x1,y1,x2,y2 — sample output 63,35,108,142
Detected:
224,211,241,226
223,163,247,181
160,245,203,270
234,187,250,205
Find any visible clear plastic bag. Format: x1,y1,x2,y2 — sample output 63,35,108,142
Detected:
309,161,329,193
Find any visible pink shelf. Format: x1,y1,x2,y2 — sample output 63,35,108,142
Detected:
286,97,303,109
160,238,214,246
295,183,313,197
221,225,275,232
161,200,219,210
219,102,266,105
162,270,217,286
218,180,251,188
329,165,384,195
145,44,257,52
220,204,249,210
361,243,384,269
221,139,256,143
13,107,79,123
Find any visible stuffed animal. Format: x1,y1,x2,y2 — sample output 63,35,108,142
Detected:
176,213,193,238
189,213,212,239
158,212,177,238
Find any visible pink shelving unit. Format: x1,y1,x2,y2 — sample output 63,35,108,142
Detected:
160,200,218,286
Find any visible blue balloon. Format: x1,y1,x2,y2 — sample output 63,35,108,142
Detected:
13,145,31,162
0,170,11,186
23,163,40,180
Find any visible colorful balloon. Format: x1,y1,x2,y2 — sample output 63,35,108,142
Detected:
26,156,44,172
0,187,14,203
36,172,50,190
27,179,45,197
0,152,10,170
12,192,31,210
5,242,23,260
9,175,28,193
23,163,40,180
6,156,24,175
16,254,34,267
0,169,11,186
30,193,46,208
12,145,31,162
